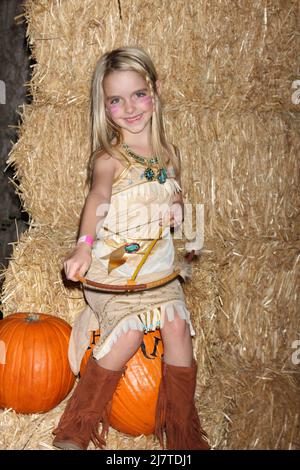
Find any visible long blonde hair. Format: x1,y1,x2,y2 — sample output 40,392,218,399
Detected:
88,46,179,185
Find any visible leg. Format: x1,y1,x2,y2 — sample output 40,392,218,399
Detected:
160,311,193,367
155,310,210,450
96,329,144,370
53,329,144,450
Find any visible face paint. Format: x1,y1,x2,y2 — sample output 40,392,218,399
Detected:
139,95,152,105
108,102,121,115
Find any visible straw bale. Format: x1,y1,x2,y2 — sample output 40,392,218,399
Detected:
6,103,90,232
23,0,299,112
7,105,299,241
0,382,211,449
1,225,85,323
6,1,299,240
0,392,160,450
0,236,220,449
1,341,298,449
212,238,300,364
212,357,300,450
1,229,220,332
1,0,299,450
167,109,300,243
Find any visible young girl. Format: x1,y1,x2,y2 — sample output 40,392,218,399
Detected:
52,46,210,451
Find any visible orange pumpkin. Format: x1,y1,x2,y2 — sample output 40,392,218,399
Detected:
80,329,163,436
0,313,75,413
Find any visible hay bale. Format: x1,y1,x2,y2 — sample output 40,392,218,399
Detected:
166,109,300,242
0,394,161,450
8,107,299,241
1,0,299,450
8,0,300,240
1,226,84,323
215,239,300,364
213,357,300,450
24,0,299,113
7,104,90,231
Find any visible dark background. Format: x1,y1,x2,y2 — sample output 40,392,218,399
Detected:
0,0,31,292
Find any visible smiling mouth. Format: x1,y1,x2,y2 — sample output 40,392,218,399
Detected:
124,114,143,123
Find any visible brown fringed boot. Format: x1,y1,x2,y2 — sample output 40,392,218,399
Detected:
155,359,210,450
52,356,125,450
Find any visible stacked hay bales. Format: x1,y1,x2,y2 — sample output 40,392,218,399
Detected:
1,0,299,449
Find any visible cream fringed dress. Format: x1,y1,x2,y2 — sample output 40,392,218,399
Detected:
68,152,196,375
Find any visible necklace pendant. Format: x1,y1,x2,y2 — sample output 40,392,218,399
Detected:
144,167,155,181
157,167,168,184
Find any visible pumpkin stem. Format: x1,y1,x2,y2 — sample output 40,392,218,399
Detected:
26,313,40,322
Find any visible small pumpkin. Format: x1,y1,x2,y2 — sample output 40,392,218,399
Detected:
80,329,163,436
0,313,75,413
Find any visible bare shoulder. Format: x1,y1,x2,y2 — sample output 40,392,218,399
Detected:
94,150,125,173
91,151,118,192
93,150,117,174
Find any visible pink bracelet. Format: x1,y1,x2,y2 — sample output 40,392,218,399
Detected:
77,235,94,247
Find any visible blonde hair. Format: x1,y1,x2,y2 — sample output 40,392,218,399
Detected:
88,46,179,185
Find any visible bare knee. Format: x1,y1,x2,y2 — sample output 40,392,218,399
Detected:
161,313,190,340
121,329,144,350
96,329,144,370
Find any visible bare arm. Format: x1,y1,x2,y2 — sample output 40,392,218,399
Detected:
78,155,115,239
64,154,115,281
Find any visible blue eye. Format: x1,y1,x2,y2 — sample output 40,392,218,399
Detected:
136,91,146,97
110,98,120,105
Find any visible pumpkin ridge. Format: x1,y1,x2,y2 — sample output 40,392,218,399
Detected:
41,318,54,408
17,319,30,409
49,322,68,398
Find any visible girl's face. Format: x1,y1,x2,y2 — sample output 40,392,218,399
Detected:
103,70,158,138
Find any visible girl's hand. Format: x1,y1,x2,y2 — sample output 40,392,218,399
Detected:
63,244,92,282
159,201,184,229
170,202,184,229
184,250,197,262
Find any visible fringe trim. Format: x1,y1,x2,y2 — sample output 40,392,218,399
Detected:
157,404,210,450
154,369,210,450
163,406,210,450
137,307,161,333
160,301,196,335
93,315,145,360
53,359,124,450
53,396,111,450
93,300,195,360
90,401,112,449
155,373,167,448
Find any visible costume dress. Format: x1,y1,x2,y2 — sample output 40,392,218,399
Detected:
68,150,196,375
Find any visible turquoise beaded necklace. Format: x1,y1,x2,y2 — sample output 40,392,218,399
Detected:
122,143,168,184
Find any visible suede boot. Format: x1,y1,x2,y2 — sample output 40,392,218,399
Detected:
52,356,125,450
155,359,210,450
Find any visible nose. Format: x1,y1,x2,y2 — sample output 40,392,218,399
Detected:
124,98,135,115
